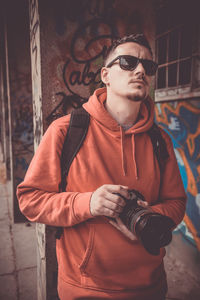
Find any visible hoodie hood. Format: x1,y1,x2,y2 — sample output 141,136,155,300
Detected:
83,87,155,179
83,87,155,136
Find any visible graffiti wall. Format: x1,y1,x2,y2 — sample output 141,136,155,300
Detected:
10,69,33,187
155,100,200,250
39,0,155,126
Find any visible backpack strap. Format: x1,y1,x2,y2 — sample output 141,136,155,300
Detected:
147,123,169,173
60,106,90,192
56,107,90,239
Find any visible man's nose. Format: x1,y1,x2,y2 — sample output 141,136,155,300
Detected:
134,62,145,76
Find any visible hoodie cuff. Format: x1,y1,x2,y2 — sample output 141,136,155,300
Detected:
73,192,94,222
150,204,179,227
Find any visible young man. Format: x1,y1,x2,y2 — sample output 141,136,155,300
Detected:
17,34,186,300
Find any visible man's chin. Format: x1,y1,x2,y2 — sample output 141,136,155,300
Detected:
127,92,147,102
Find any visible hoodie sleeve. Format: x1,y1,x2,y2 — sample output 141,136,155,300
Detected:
150,129,187,226
17,118,93,227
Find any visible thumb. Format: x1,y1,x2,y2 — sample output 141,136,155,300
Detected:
137,200,149,207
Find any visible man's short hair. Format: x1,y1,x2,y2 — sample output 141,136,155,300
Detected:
103,33,153,66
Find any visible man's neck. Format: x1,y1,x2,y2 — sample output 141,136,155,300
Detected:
105,93,142,127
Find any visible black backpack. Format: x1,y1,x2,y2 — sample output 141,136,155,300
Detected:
55,106,169,239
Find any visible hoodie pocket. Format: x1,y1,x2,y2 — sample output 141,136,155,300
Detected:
79,223,95,275
78,220,165,291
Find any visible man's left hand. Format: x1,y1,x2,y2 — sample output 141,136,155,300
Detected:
109,217,137,241
109,200,152,240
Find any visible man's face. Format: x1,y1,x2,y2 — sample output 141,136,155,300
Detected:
101,42,153,102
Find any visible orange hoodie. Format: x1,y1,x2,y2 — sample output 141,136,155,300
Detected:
17,87,186,300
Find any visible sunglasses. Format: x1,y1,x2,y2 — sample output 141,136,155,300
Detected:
106,55,158,76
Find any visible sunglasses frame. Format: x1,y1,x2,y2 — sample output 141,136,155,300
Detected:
106,55,158,76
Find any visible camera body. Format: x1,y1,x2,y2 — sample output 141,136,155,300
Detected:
119,189,175,255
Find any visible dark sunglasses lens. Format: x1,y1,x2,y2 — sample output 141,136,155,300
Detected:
120,56,138,70
119,56,157,75
142,60,158,75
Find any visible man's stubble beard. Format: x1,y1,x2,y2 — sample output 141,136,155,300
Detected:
127,91,148,102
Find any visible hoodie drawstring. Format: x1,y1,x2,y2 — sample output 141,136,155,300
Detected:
120,127,138,179
131,134,138,180
120,127,126,176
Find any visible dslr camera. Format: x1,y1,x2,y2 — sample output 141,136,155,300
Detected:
119,189,175,255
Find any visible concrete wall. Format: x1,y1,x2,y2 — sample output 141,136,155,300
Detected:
4,0,34,222
0,5,11,185
0,26,8,184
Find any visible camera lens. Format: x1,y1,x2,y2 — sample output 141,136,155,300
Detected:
119,189,175,255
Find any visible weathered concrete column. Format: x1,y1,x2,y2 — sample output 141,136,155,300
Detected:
0,16,8,184
0,6,13,194
29,0,49,299
29,0,58,299
4,0,34,223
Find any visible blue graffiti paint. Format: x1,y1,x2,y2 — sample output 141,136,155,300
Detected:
15,157,29,171
156,102,200,248
157,123,188,190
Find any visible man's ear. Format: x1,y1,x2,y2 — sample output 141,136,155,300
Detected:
101,67,110,86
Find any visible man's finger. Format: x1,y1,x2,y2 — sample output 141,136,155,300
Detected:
109,218,137,241
137,200,153,212
103,200,124,213
105,193,126,207
105,184,129,199
137,200,149,207
103,207,119,218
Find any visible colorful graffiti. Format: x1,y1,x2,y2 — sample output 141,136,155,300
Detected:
47,1,117,122
46,16,115,123
10,69,33,188
155,100,200,250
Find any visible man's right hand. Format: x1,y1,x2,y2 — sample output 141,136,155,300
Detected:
90,184,129,218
